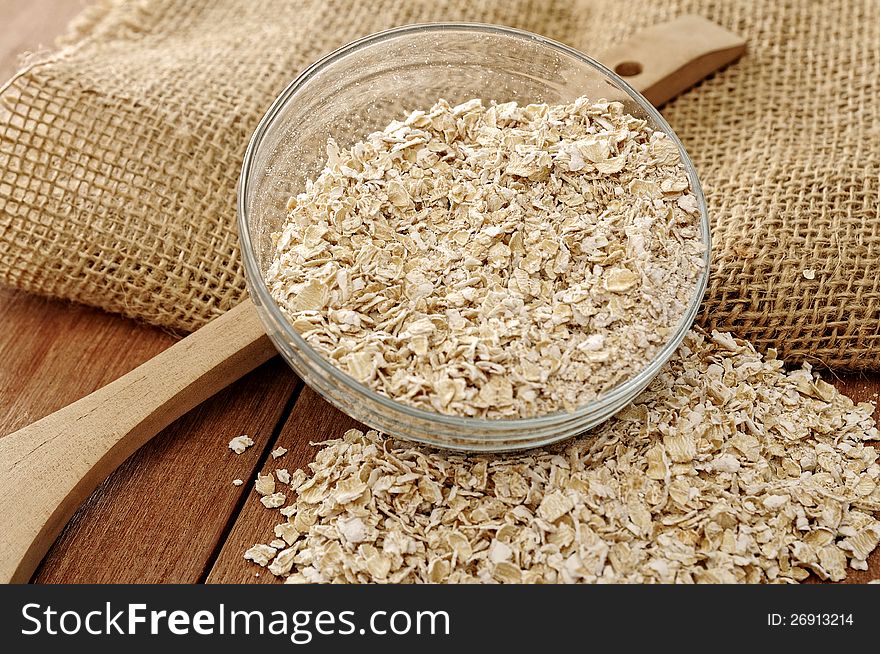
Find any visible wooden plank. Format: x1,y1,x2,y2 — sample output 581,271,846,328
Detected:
0,300,275,583
0,289,300,582
33,357,298,583
205,387,362,584
0,288,175,436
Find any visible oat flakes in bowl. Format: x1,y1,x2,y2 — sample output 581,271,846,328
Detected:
267,97,705,419
238,24,710,450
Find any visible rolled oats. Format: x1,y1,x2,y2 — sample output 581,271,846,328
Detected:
243,544,277,567
260,492,287,509
267,97,705,418
245,329,879,584
228,435,254,454
254,472,275,496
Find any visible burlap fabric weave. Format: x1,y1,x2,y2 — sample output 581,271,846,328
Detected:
1,0,878,368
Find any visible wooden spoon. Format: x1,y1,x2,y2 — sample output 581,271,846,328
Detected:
0,15,745,583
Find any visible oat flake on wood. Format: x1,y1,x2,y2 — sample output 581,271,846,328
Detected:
245,330,880,584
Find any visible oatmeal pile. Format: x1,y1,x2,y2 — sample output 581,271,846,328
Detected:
244,330,880,583
267,97,705,418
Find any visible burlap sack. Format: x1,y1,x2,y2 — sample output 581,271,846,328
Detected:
1,0,878,367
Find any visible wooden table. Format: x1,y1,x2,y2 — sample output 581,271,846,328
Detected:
2,1,878,585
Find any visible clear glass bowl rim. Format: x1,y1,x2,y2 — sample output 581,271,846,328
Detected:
237,21,711,433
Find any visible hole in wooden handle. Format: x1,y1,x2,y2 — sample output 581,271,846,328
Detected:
614,61,643,77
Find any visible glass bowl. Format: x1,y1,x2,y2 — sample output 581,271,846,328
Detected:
238,23,711,452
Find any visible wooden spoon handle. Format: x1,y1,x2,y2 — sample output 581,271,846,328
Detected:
0,300,274,582
601,14,746,106
0,15,745,584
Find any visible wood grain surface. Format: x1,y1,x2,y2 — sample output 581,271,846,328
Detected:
206,387,363,584
34,355,298,584
0,299,277,583
1,0,878,585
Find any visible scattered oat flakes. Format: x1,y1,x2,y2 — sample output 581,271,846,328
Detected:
276,468,291,484
267,97,705,418
261,492,287,509
244,544,277,567
245,329,879,584
228,435,254,454
803,268,817,280
271,446,288,459
255,472,275,496
232,479,244,486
